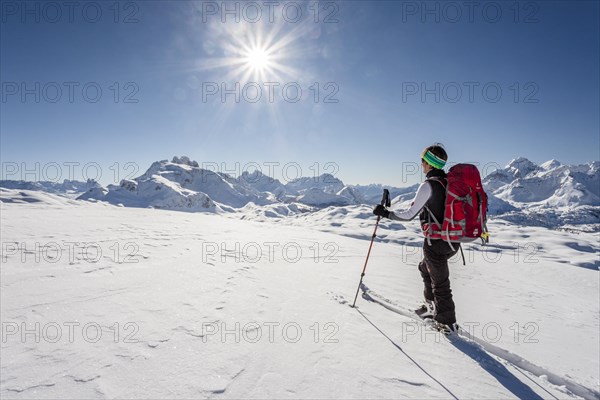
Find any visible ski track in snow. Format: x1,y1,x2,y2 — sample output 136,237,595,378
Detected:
360,284,600,400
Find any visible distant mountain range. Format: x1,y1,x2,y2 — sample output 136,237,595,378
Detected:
387,157,599,231
70,156,365,210
0,179,101,198
2,156,598,231
483,157,599,231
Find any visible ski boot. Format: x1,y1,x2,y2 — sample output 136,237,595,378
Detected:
432,321,460,335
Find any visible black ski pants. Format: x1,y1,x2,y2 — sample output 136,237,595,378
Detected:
418,239,459,325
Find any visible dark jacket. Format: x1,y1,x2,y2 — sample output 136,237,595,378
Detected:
419,169,447,227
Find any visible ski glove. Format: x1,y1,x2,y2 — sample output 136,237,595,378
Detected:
373,205,390,218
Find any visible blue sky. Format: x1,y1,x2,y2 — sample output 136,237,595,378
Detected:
1,1,598,186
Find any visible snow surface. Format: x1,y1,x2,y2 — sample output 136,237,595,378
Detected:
1,191,599,399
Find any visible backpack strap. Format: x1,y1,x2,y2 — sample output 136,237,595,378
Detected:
459,243,466,265
424,177,457,251
426,176,447,189
423,177,446,223
423,177,445,247
423,205,439,246
424,205,443,227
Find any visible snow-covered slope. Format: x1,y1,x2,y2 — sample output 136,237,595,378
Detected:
0,179,101,199
1,194,598,399
0,188,85,206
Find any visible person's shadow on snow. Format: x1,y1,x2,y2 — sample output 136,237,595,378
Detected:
446,336,551,400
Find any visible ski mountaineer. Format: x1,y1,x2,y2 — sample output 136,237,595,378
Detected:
372,144,459,333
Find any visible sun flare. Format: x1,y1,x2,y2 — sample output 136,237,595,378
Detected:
196,19,308,88
244,47,271,72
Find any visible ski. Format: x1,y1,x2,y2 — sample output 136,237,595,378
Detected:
359,283,456,335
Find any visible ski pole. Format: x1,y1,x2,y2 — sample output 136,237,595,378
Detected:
351,189,390,308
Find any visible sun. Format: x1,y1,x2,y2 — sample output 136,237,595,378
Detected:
195,20,307,85
244,47,271,72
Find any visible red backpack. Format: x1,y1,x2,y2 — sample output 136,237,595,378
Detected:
422,164,489,248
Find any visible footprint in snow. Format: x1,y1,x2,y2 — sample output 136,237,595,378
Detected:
327,291,348,305
147,338,170,348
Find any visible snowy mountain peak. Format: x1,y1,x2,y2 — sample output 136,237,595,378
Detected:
240,170,285,194
319,173,340,183
76,158,368,210
541,159,562,170
240,169,277,183
506,157,538,178
171,156,199,167
285,173,344,193
483,158,599,230
8,155,594,231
